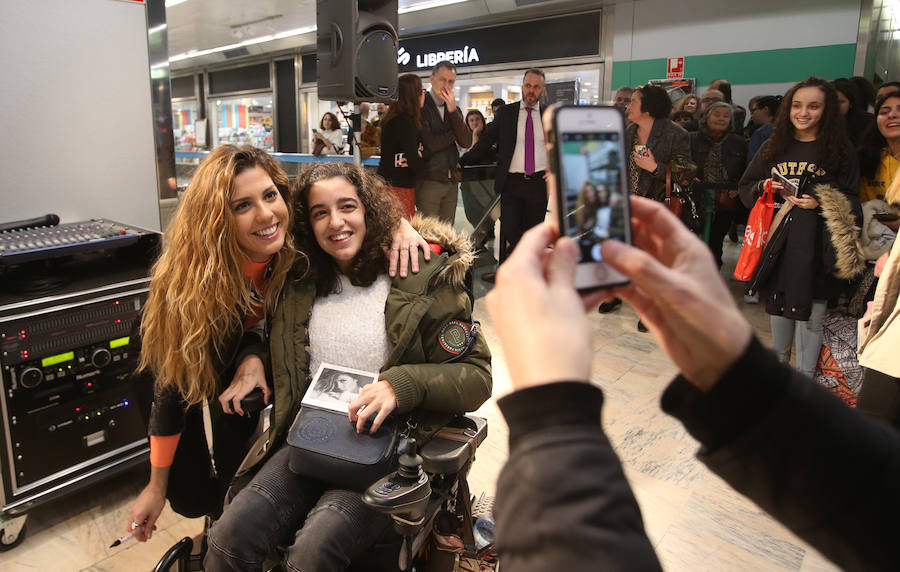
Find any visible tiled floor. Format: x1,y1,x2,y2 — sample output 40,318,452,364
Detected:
0,239,840,571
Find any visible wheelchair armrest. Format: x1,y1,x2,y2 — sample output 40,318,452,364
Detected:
240,388,268,418
421,415,487,475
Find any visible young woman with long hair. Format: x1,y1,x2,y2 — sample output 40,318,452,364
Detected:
859,91,900,204
377,73,428,218
739,77,864,377
204,162,492,571
126,146,428,541
832,78,874,146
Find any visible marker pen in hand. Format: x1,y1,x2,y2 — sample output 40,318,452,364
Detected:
109,522,144,548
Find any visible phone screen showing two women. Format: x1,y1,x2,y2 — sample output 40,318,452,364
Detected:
560,132,628,264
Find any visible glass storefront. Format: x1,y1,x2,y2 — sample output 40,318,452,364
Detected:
430,65,602,123
208,94,275,151
172,99,200,151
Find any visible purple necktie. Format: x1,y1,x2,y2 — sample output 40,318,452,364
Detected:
524,106,535,175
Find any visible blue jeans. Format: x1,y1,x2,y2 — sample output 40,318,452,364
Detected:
769,300,827,377
204,446,392,572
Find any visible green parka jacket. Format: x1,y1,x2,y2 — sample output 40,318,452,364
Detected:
243,216,492,474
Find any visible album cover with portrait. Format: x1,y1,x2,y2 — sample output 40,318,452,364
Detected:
301,362,378,414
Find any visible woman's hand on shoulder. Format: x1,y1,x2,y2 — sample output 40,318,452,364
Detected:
219,354,270,416
348,381,397,434
388,218,431,278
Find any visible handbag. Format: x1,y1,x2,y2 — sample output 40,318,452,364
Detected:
286,407,402,492
664,155,701,232
312,139,327,156
733,181,775,281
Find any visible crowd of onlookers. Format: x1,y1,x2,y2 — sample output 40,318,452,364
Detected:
610,75,900,428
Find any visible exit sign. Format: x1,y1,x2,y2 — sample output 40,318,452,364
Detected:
667,57,684,79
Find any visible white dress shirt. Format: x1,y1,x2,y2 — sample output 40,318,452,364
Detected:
509,103,547,174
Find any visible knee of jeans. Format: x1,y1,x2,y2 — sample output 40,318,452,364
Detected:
206,488,280,565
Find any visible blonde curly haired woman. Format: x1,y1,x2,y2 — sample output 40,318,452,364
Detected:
126,145,427,541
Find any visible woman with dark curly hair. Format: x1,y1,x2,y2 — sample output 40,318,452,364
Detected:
204,162,492,572
313,111,345,155
739,77,864,377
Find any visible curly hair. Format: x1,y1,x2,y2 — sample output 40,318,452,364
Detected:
859,91,900,180
292,162,402,296
320,112,340,131
763,77,848,172
674,94,699,115
139,145,296,406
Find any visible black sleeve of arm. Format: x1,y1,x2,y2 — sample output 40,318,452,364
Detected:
460,118,499,166
148,384,187,437
448,108,472,149
661,337,900,571
739,141,771,208
401,118,425,176
495,382,662,571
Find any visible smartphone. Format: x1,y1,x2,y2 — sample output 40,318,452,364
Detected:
550,104,632,291
772,170,800,197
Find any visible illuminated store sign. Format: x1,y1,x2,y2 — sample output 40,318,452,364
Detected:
396,12,599,73
301,12,600,83
398,46,481,69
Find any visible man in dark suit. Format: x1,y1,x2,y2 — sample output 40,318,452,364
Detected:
461,68,548,276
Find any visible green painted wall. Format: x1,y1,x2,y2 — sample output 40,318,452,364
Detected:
611,44,857,89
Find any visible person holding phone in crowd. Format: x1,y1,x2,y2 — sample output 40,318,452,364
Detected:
739,77,864,378
486,152,898,570
600,84,689,318
313,112,345,156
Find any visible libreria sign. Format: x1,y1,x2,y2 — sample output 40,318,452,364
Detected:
397,46,481,69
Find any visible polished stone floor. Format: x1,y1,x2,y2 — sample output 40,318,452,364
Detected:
0,239,841,571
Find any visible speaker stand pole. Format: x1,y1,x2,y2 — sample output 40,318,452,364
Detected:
352,128,362,167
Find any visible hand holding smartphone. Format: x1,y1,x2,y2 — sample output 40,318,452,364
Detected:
548,104,632,291
771,171,800,198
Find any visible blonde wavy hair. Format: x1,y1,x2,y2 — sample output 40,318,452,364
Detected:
139,145,296,406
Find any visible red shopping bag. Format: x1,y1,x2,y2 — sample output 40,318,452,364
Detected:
733,181,775,281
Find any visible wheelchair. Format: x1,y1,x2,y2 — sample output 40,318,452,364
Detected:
154,392,496,572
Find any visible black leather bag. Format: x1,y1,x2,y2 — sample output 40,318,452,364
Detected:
286,407,401,491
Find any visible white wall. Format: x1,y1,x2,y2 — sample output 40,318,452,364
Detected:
0,0,161,231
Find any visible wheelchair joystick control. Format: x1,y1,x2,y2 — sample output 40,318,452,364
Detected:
397,438,423,479
363,438,432,533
